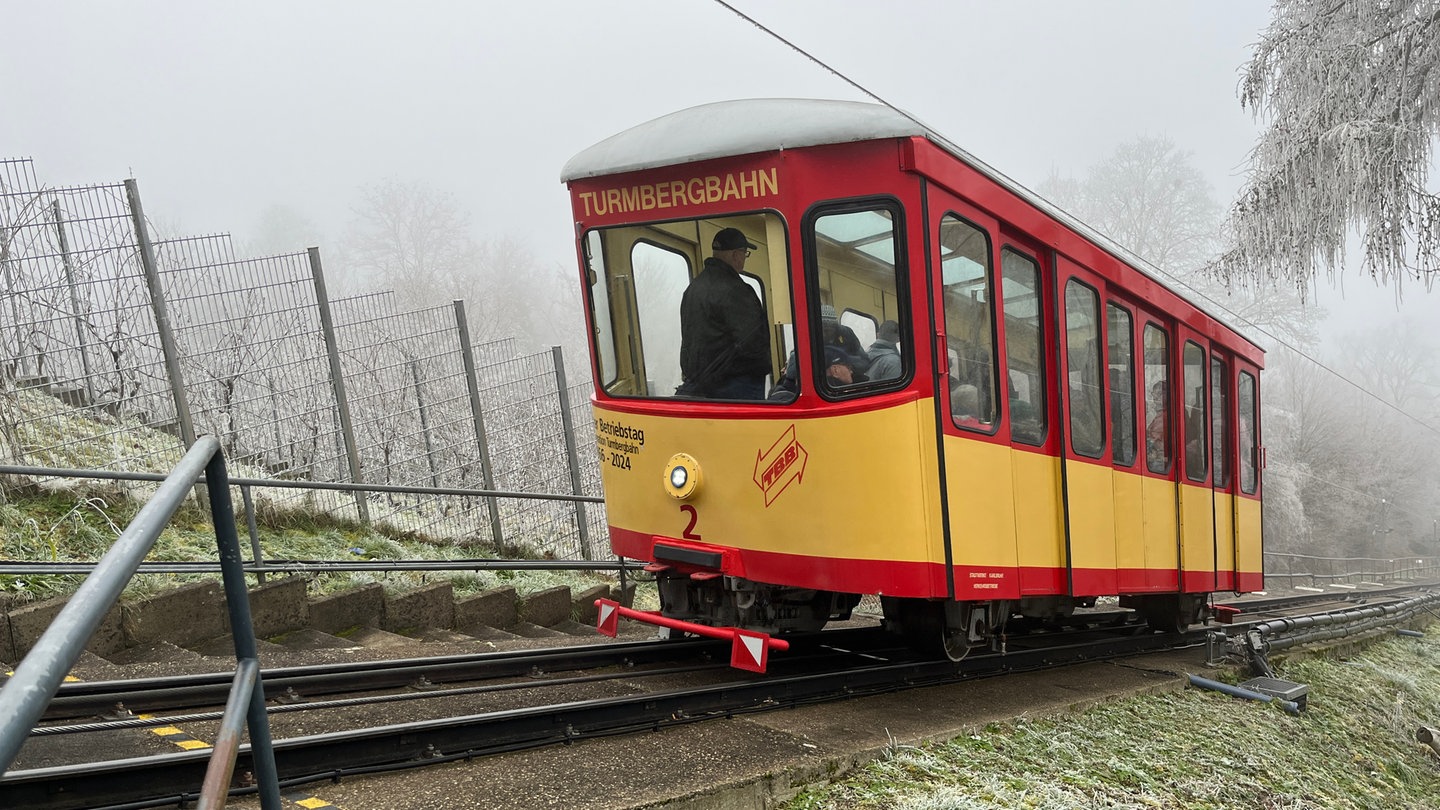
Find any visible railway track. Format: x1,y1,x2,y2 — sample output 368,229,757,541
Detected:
3,585,1433,809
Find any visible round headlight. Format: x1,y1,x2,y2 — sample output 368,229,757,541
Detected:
663,453,701,500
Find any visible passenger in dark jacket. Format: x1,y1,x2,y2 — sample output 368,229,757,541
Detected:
820,304,869,369
866,320,902,381
678,228,771,399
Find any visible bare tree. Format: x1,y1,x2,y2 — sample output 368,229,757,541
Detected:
1213,0,1440,292
1039,135,1322,348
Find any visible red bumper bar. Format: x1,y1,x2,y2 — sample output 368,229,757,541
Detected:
593,598,789,673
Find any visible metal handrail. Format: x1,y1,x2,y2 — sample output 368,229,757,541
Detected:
0,437,281,808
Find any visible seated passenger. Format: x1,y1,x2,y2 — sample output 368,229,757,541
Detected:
821,305,870,369
865,320,902,382
824,345,856,387
767,350,800,402
952,383,982,427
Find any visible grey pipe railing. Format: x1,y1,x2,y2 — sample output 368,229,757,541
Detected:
0,437,282,808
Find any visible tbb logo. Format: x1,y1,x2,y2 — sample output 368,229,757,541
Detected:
753,425,807,507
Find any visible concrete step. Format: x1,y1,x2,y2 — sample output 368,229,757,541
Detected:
507,621,568,639
343,627,429,650
185,635,290,659
271,628,364,651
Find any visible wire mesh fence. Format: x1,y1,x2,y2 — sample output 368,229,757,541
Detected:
1,157,606,561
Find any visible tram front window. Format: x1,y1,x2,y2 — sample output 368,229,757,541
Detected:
582,214,791,401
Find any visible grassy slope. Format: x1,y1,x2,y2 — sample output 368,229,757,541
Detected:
784,632,1440,809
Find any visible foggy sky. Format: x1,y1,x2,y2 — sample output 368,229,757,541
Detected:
0,1,1426,338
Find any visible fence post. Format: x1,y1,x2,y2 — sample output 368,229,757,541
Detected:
1,223,29,379
51,200,96,407
126,179,196,449
307,247,369,524
410,359,441,491
452,300,503,545
552,345,591,560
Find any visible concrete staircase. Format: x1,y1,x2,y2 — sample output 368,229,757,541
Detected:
0,578,641,676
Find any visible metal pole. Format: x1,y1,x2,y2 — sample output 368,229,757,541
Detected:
204,451,282,809
0,437,219,773
125,179,196,448
52,200,96,406
307,247,369,524
241,484,266,585
552,345,591,560
452,300,503,545
410,359,441,491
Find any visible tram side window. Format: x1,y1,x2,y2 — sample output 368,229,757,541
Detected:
810,205,907,395
1144,324,1171,474
1239,371,1258,494
1183,342,1208,482
1064,280,1104,458
1001,250,1044,445
1107,303,1136,467
1211,356,1230,488
586,231,618,389
940,214,997,430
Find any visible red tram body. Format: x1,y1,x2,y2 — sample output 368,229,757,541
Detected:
563,100,1263,669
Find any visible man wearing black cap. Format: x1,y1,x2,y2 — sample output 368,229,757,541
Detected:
678,227,772,399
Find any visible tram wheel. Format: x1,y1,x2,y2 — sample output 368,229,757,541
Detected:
1137,595,1203,634
884,598,972,662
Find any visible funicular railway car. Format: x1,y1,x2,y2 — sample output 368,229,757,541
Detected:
563,99,1263,672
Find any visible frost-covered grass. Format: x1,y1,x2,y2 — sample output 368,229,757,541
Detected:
784,633,1440,810
1,386,618,605
0,478,622,605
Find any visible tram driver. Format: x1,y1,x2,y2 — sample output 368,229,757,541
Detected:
677,227,773,400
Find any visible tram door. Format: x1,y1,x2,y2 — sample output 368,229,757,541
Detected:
1057,257,1117,596
929,194,1021,601
1176,328,1218,592
1211,354,1239,592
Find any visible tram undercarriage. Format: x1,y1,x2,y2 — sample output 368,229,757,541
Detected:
655,572,1210,662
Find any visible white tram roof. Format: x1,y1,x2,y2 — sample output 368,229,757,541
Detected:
562,99,1260,353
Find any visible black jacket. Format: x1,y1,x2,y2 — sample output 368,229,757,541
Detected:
679,257,771,390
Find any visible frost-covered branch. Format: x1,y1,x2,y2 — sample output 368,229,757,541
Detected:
1214,0,1440,292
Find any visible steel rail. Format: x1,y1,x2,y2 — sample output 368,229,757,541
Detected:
0,626,1189,809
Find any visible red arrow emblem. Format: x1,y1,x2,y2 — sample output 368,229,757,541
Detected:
753,425,807,507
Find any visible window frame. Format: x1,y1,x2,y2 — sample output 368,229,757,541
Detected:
802,196,912,401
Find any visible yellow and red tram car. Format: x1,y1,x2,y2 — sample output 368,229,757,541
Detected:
563,99,1263,669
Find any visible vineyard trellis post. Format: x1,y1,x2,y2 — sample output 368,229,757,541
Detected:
452,299,503,545
50,200,96,407
552,345,590,560
307,246,370,524
409,358,441,491
126,179,196,449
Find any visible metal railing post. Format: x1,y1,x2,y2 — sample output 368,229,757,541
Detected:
204,452,281,809
126,179,196,448
452,300,503,545
0,438,218,774
307,247,369,524
241,484,266,585
552,345,591,560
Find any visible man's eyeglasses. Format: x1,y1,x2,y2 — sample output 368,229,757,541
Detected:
737,249,752,257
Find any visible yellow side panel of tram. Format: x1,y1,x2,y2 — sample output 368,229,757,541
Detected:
1012,449,1064,585
1140,475,1179,573
1237,496,1263,577
1180,481,1217,583
596,398,944,566
1112,468,1146,572
1214,491,1237,576
1065,461,1118,593
941,435,1018,570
